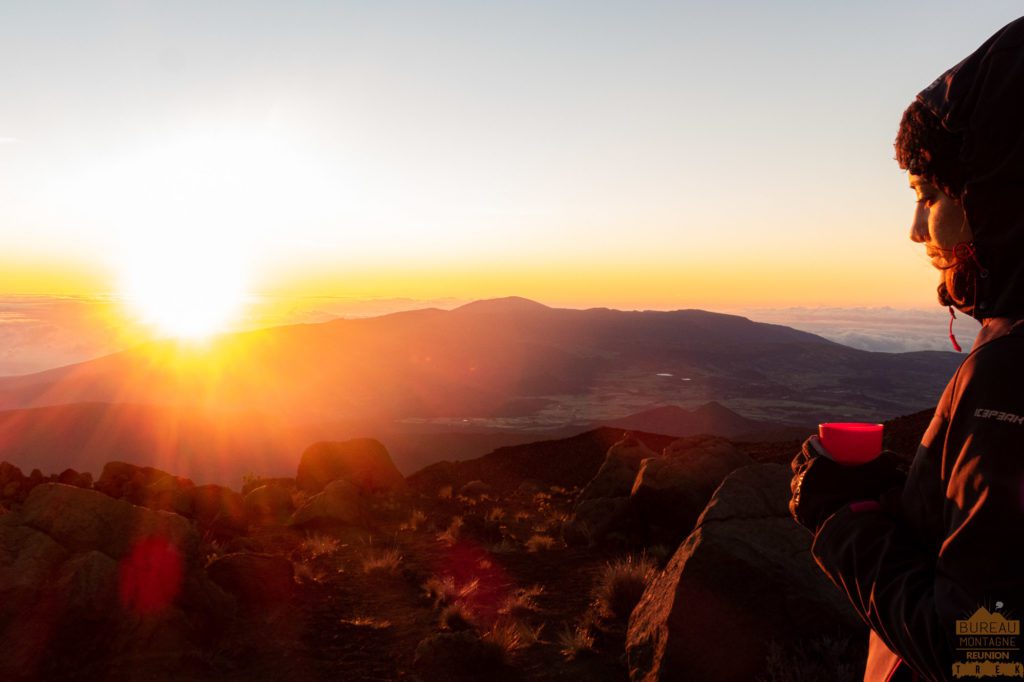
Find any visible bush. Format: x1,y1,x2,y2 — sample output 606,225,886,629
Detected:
592,554,658,621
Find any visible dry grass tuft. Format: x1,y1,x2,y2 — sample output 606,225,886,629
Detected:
299,533,341,560
362,547,402,574
556,623,595,661
340,616,393,630
437,516,463,545
485,622,521,652
525,534,557,553
592,554,658,621
759,636,860,682
438,601,478,631
498,585,545,618
400,509,428,532
423,575,480,608
293,561,330,585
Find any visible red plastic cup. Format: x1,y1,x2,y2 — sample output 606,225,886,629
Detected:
818,423,883,465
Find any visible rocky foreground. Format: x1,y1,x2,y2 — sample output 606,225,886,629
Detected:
0,419,927,681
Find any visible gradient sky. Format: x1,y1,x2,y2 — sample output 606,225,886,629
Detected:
2,1,1021,312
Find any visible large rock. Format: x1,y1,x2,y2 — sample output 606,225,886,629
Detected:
56,468,93,489
144,474,196,516
207,553,294,612
289,479,364,528
241,476,295,497
564,437,656,546
0,483,234,678
626,464,862,682
578,437,657,502
95,462,197,514
0,462,26,501
244,484,295,526
630,436,754,545
296,439,406,494
191,484,248,538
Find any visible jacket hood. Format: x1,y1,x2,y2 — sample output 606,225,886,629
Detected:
917,17,1024,320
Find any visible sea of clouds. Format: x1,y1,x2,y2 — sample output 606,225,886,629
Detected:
734,306,981,354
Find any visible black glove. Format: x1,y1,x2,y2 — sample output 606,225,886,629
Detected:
789,435,906,534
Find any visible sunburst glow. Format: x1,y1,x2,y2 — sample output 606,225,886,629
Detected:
119,241,248,340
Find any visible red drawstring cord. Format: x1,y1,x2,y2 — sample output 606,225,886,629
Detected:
952,241,989,278
948,306,963,352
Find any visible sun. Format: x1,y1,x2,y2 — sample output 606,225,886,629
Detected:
119,241,248,341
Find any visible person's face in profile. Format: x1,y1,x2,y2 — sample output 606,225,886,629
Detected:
908,173,973,269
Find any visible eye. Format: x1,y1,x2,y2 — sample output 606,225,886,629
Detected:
916,194,937,207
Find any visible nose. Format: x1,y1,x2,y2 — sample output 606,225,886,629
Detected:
909,204,928,243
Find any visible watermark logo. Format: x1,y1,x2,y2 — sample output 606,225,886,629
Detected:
953,604,1023,678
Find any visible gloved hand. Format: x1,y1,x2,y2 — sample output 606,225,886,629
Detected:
789,435,906,534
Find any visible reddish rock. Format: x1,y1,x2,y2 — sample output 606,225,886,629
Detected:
206,553,294,611
191,484,247,537
0,462,25,487
579,437,657,502
289,479,364,529
630,436,753,545
243,484,294,526
56,468,93,489
0,483,234,679
94,462,195,507
241,476,295,497
458,480,493,498
296,439,406,494
626,464,860,682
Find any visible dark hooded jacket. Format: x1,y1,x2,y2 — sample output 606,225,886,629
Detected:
808,18,1024,682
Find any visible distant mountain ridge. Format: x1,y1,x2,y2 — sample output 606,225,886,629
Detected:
0,297,961,430
597,402,809,441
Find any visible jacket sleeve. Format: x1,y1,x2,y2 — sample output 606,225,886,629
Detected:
810,338,1024,682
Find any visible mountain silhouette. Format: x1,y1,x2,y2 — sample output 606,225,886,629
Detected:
0,298,961,428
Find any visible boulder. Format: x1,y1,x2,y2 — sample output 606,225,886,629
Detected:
57,468,93,489
296,439,406,494
95,462,197,515
289,479,364,529
191,484,247,538
565,437,655,546
0,458,26,497
144,475,195,516
630,436,754,545
626,464,862,682
565,497,633,547
459,480,494,498
206,553,293,612
19,483,196,559
244,485,294,526
578,437,657,502
0,484,234,678
241,476,295,497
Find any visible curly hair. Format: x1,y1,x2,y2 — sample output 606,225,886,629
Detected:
894,100,966,201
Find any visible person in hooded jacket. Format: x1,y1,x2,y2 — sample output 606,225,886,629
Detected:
788,17,1024,682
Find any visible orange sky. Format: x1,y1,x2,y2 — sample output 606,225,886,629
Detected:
1,3,1007,329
